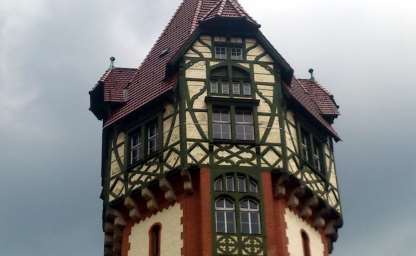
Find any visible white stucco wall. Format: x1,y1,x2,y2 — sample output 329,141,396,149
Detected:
128,203,183,256
285,208,324,256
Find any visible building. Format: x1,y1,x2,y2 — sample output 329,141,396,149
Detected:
89,0,343,255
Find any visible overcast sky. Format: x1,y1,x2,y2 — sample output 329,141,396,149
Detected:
0,0,415,255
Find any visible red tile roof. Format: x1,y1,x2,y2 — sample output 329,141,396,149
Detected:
286,79,340,140
97,0,260,127
93,0,340,139
99,68,137,102
297,79,339,117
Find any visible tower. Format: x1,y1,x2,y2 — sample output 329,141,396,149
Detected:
89,1,343,255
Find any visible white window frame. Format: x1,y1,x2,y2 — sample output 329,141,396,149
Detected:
213,109,232,140
235,109,254,141
215,198,236,234
240,199,261,234
215,46,227,59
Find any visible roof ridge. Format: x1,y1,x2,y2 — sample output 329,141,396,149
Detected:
227,0,245,16
191,0,204,32
201,0,224,21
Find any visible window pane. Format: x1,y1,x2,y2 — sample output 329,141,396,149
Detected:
221,82,230,95
240,212,250,234
250,212,261,234
213,109,231,140
216,211,225,233
214,178,223,192
232,82,241,95
249,179,258,193
237,176,247,192
226,176,235,192
130,133,142,164
243,82,252,96
240,200,248,209
226,211,236,233
230,47,243,60
210,81,219,94
215,46,227,59
147,122,158,154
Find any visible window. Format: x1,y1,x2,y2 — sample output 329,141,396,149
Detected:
230,47,243,60
243,82,251,96
300,127,326,176
147,121,158,155
240,199,261,234
300,128,311,163
210,81,219,94
235,109,255,141
301,230,311,256
213,108,231,140
212,107,255,142
209,66,252,97
215,46,227,59
312,138,324,174
149,224,161,256
215,198,236,233
129,120,160,166
232,82,241,95
214,173,262,236
130,132,142,165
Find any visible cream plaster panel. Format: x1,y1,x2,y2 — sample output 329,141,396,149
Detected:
286,123,298,153
247,45,265,61
186,113,203,140
194,111,209,135
187,81,207,109
164,104,175,118
266,118,281,144
187,142,208,164
165,150,180,168
254,73,275,83
128,204,183,256
163,117,174,145
258,115,270,140
238,63,250,69
185,61,206,79
169,118,181,145
286,111,296,125
257,97,271,113
185,49,200,58
245,38,256,49
285,208,324,256
259,54,273,62
288,158,298,174
193,41,212,58
329,165,338,189
254,64,270,75
210,61,220,66
200,35,212,46
258,85,274,97
117,132,126,144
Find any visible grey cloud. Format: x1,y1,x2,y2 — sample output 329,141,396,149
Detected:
1,0,415,255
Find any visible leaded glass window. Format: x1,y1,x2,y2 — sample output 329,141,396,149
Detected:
130,132,142,164
240,199,261,234
235,109,254,141
215,198,236,233
213,108,231,140
215,46,227,59
230,47,243,60
147,121,158,155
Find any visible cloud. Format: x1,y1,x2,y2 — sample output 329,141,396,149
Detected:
0,0,415,255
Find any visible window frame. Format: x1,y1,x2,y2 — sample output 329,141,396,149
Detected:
127,116,162,168
297,123,327,178
213,172,263,236
208,66,253,98
149,224,161,256
209,102,258,144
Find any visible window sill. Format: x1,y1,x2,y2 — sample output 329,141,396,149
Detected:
211,139,257,146
301,161,327,181
205,96,259,106
127,151,162,171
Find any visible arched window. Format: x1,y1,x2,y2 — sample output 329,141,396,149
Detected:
301,230,311,256
215,198,236,233
240,199,261,234
209,66,252,97
149,224,161,256
214,173,262,235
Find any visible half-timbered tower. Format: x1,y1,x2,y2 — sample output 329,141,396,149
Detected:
89,0,343,255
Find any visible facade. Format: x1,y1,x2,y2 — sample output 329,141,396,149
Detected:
89,0,343,255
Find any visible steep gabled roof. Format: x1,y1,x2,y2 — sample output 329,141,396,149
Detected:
101,0,260,127
92,0,340,140
286,79,340,140
99,68,137,102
